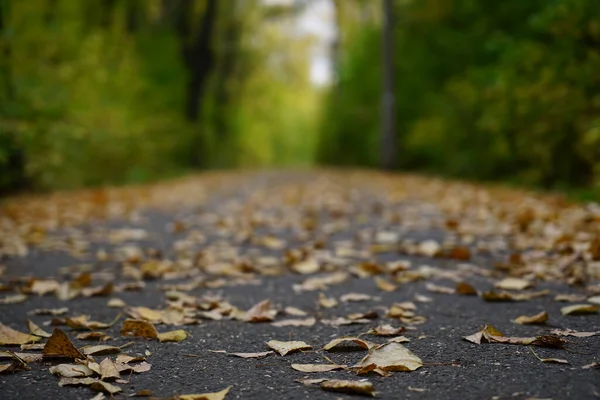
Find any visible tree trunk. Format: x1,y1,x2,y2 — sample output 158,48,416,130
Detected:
100,0,117,28
381,0,397,170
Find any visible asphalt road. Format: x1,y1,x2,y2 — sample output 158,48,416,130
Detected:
1,171,599,400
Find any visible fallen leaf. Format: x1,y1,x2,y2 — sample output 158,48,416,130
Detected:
340,293,372,302
456,282,477,296
228,351,273,359
26,319,52,338
0,294,28,304
387,336,410,343
323,337,376,351
318,293,338,308
0,322,40,345
90,380,122,394
582,362,600,370
561,304,598,316
121,319,158,339
99,357,120,380
29,307,69,316
291,363,346,372
321,317,372,326
243,299,277,322
353,342,422,372
272,317,316,327
554,294,586,302
43,328,85,359
482,290,549,302
266,340,312,356
58,377,99,387
176,386,231,400
0,351,43,362
126,307,163,322
366,324,405,336
291,258,320,274
374,277,397,292
588,296,600,305
82,345,121,356
495,278,533,291
76,332,111,341
549,328,599,337
296,378,329,386
530,347,568,364
157,330,187,342
513,311,549,325
408,386,427,392
66,314,121,330
464,325,566,348
284,307,307,316
19,343,44,350
320,379,375,397
425,283,455,294
49,363,94,378
108,298,126,308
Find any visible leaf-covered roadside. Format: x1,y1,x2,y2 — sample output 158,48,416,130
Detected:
1,170,599,399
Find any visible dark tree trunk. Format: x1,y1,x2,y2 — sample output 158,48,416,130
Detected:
100,0,117,28
125,0,142,34
44,0,59,26
381,0,397,170
180,0,218,123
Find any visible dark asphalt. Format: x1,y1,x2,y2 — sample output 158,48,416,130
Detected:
1,172,599,400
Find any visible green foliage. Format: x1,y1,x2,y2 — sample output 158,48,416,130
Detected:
0,0,319,193
318,0,600,191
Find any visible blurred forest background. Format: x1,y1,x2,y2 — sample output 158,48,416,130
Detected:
1,0,600,198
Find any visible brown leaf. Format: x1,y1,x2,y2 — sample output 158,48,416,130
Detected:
157,330,187,342
90,380,122,394
340,293,372,302
549,328,599,338
266,340,312,356
291,363,346,372
272,317,316,327
353,343,423,372
99,357,120,380
82,345,121,356
0,294,28,304
320,379,375,397
228,351,273,359
560,304,598,316
374,277,397,292
455,282,477,296
243,299,277,322
76,332,111,341
49,363,94,378
43,328,85,359
120,319,158,339
494,278,533,291
0,322,40,345
366,324,405,336
26,319,52,338
318,293,338,308
425,283,455,294
323,337,376,351
57,377,99,387
175,386,231,400
513,311,548,325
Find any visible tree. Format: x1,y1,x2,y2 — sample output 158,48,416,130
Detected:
380,0,396,170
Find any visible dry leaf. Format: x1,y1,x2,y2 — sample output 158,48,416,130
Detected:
272,317,316,327
530,347,568,364
320,379,375,397
495,278,533,291
243,299,277,322
176,386,231,400
374,277,397,292
228,351,273,359
588,295,600,305
26,319,52,338
266,340,312,356
108,298,126,308
321,317,372,326
366,324,405,336
291,258,320,274
82,345,121,356
66,314,121,330
318,293,338,308
513,311,549,325
99,357,120,380
554,294,586,302
323,337,375,351
482,290,549,302
90,380,122,394
340,293,372,302
76,332,111,341
353,342,422,372
561,304,598,316
29,307,69,316
121,319,158,339
157,330,187,342
0,294,28,304
284,307,307,316
549,328,599,337
58,377,98,387
425,283,455,294
456,282,477,296
464,325,566,348
49,363,94,378
0,323,40,345
291,363,345,372
43,328,85,359
126,307,163,322
387,336,410,343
